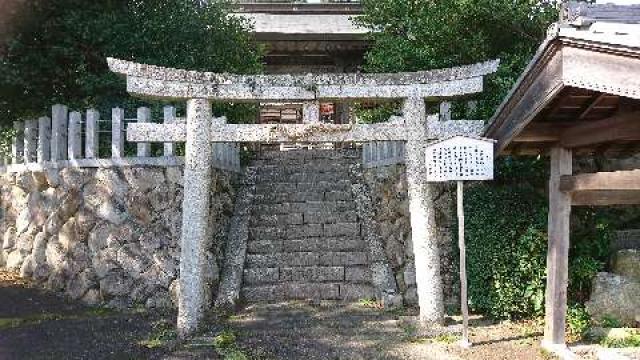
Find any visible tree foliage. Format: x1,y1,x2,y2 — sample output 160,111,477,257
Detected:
463,157,549,318
356,0,559,119
0,0,263,126
357,1,631,319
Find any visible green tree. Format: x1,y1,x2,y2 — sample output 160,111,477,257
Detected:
356,0,558,119
0,0,263,126
358,1,632,319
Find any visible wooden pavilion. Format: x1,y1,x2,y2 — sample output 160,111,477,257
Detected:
484,1,640,355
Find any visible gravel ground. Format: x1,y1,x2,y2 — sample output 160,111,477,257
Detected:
0,270,591,360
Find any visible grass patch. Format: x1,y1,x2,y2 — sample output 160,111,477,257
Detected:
0,309,115,330
599,315,624,328
600,329,640,348
400,322,418,342
521,318,544,338
85,307,116,317
538,348,558,360
385,305,410,318
358,298,383,309
398,321,461,345
0,314,64,330
0,317,28,330
213,329,249,360
566,305,591,342
138,320,177,349
434,333,460,344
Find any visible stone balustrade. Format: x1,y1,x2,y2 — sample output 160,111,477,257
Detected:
2,104,242,174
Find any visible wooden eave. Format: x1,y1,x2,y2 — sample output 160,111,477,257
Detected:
233,2,363,15
484,24,640,156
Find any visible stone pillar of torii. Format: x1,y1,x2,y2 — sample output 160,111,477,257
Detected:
107,57,499,338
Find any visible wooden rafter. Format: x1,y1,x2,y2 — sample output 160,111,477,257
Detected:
578,93,607,120
560,111,640,148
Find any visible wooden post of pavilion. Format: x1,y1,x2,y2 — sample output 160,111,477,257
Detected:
543,147,572,348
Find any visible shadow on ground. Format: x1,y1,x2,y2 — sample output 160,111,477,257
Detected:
0,270,552,360
0,271,171,360
210,301,460,360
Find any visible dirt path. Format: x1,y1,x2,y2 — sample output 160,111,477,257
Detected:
221,302,554,360
0,270,556,359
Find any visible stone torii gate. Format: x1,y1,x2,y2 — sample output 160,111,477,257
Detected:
107,58,499,337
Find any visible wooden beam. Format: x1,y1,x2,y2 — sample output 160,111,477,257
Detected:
544,147,572,347
512,122,573,143
560,170,640,192
572,190,640,206
560,111,640,148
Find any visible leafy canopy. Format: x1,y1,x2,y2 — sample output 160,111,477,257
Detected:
356,0,559,119
358,1,636,320
0,0,263,126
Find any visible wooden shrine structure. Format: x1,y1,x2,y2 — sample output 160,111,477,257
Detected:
484,3,640,355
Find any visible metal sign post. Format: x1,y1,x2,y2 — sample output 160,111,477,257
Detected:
426,135,495,349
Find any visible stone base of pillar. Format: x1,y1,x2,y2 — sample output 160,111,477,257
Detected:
541,341,576,360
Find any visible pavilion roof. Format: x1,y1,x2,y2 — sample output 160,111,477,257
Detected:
484,12,640,156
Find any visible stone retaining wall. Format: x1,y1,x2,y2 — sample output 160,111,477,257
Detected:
363,164,458,308
0,166,236,309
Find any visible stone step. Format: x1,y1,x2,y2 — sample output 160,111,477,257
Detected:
249,223,361,240
252,201,356,216
243,266,372,284
250,213,304,227
250,157,359,167
244,266,341,284
249,210,358,227
302,209,359,225
240,148,373,304
253,190,352,204
251,163,355,174
245,251,369,268
247,237,366,254
296,180,353,193
254,180,352,195
254,172,351,183
241,283,375,301
249,207,360,225
255,149,360,161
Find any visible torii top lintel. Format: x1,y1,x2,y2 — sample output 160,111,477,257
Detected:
107,58,500,102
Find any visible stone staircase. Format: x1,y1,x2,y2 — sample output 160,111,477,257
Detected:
240,149,375,302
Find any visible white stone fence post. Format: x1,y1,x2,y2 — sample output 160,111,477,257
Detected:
362,141,405,168
0,104,242,173
361,100,479,168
